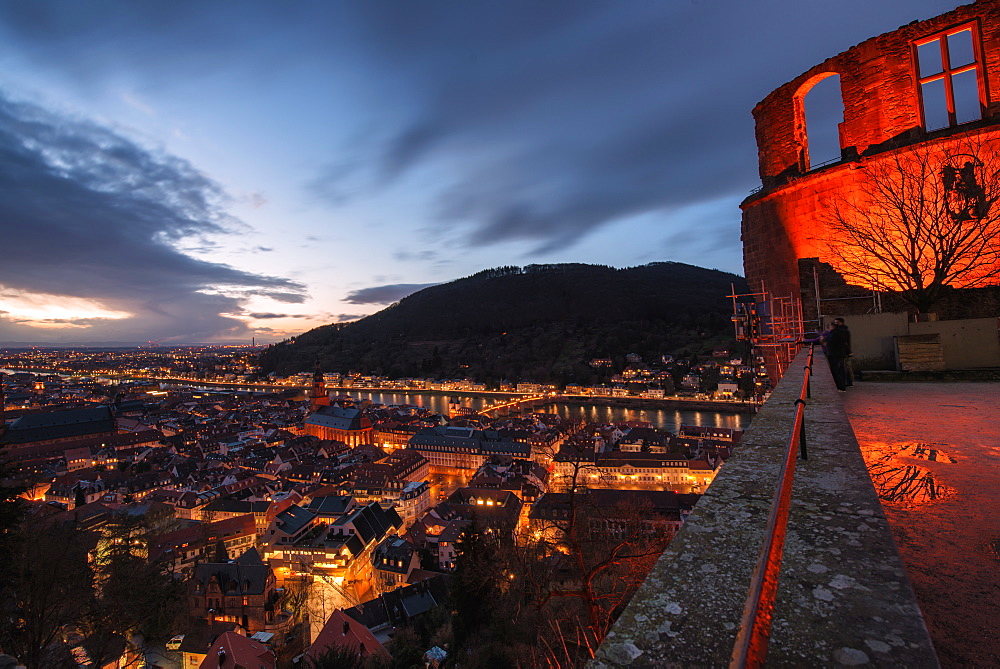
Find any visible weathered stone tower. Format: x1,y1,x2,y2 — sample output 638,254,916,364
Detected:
742,0,1000,325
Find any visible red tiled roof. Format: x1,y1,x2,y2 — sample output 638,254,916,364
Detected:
308,610,390,662
150,514,255,559
199,631,274,669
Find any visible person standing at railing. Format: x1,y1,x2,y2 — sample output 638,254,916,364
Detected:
825,318,852,392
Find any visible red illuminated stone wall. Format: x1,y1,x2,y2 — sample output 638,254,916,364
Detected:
742,0,1000,315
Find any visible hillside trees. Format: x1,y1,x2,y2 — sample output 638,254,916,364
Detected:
515,459,675,664
257,262,745,380
450,519,508,648
306,646,387,669
0,444,25,577
442,448,677,667
72,513,186,667
86,513,186,650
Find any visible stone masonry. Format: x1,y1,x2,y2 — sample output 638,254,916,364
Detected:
741,0,1000,306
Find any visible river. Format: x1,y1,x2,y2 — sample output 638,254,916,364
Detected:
348,391,749,433
0,370,750,434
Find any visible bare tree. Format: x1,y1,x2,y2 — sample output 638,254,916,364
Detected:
521,492,673,653
81,512,186,664
1,520,94,669
515,444,676,665
825,140,1000,313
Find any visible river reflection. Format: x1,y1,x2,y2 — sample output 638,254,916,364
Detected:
349,391,748,433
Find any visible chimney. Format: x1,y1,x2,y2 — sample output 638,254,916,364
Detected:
218,648,227,665
342,620,350,636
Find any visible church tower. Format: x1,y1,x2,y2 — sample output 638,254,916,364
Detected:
310,364,330,412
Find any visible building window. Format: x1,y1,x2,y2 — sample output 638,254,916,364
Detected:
914,23,984,131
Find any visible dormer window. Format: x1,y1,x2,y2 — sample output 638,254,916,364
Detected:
914,23,985,131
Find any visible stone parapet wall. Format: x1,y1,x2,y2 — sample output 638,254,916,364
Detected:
591,347,936,668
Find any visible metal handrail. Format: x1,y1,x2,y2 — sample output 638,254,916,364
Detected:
730,344,814,668
808,156,843,171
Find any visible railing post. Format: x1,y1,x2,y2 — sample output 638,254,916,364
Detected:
804,343,814,399
796,399,808,461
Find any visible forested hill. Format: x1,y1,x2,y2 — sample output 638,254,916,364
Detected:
257,262,748,385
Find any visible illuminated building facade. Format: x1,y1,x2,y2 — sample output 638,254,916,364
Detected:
408,425,531,471
303,404,374,446
264,501,402,602
742,1,1000,332
190,548,277,632
551,451,715,493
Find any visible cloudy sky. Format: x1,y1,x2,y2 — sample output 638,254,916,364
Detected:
0,0,959,344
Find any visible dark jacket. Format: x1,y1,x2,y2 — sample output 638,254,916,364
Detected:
826,325,851,358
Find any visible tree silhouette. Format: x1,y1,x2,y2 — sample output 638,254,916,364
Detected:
513,443,678,665
1,520,93,669
825,141,1000,313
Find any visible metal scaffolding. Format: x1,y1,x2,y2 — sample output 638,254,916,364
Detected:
730,283,817,383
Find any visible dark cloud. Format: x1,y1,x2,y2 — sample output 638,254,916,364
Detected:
0,2,325,90
307,0,953,257
264,292,307,304
343,283,439,305
0,93,305,342
306,157,369,205
351,3,764,255
393,249,439,263
0,0,956,294
335,314,365,323
661,220,743,266
248,312,308,319
380,122,444,182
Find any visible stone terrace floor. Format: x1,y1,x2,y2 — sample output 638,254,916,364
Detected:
844,380,1000,667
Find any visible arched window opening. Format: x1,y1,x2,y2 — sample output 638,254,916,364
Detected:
802,74,844,170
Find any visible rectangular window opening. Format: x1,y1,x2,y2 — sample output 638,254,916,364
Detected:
952,69,981,125
947,29,975,68
914,23,984,130
922,79,950,131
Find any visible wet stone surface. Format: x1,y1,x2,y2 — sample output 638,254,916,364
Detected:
845,381,1000,668
591,350,937,668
